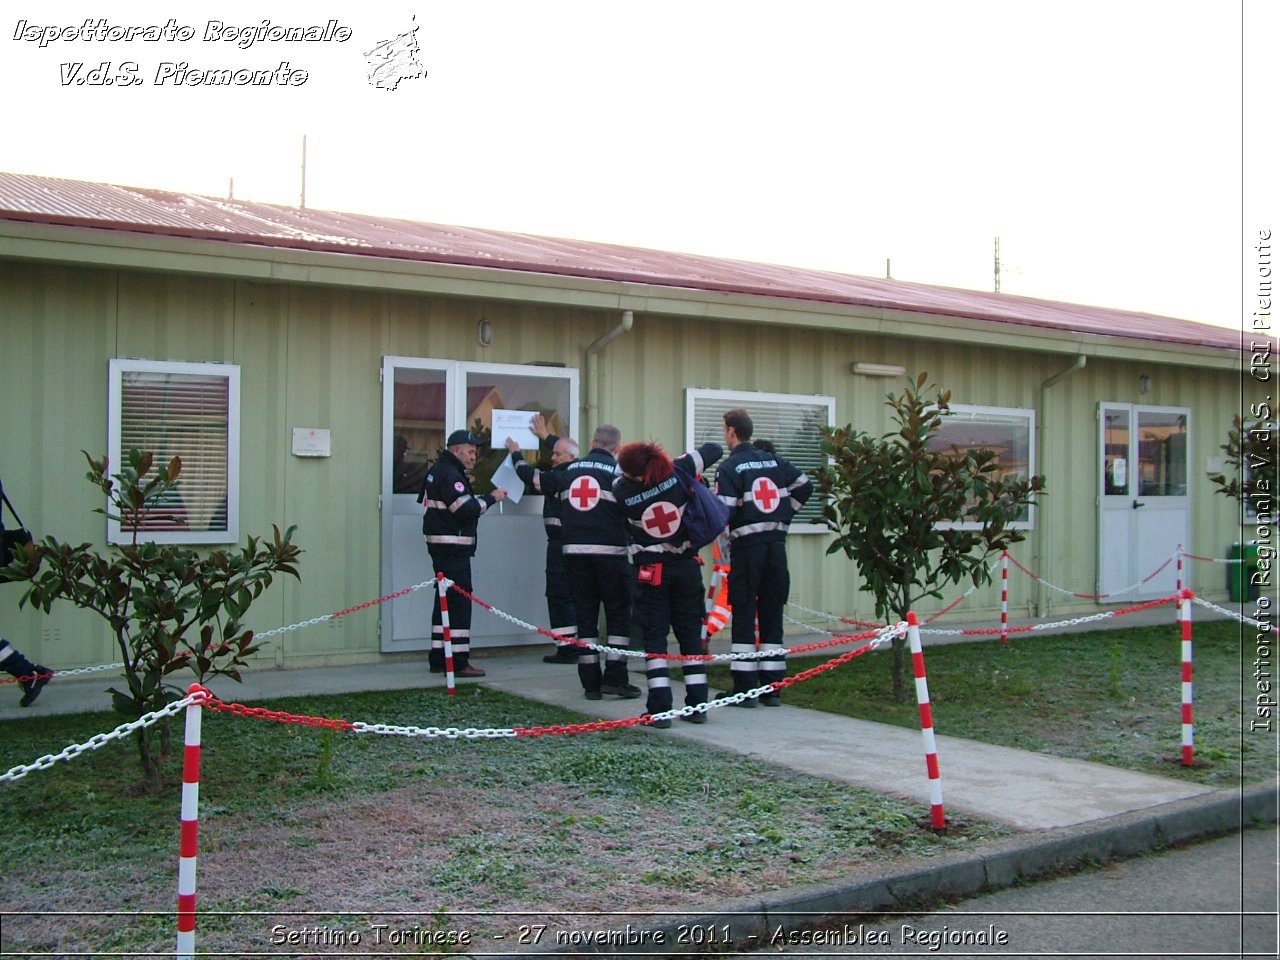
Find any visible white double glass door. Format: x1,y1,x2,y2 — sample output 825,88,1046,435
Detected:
1097,404,1191,600
380,357,578,652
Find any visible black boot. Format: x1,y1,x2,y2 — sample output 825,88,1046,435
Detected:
0,639,51,707
19,665,52,707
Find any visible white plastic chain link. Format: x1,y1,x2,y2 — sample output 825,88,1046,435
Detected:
1193,595,1279,633
352,722,518,740
1,692,202,783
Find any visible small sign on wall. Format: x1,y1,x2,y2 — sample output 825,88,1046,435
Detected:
292,427,332,457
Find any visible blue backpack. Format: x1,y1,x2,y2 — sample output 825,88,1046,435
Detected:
676,464,730,550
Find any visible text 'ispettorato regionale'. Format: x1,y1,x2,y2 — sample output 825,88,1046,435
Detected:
13,18,353,87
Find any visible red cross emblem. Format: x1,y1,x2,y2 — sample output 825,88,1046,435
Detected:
568,475,601,511
751,477,781,513
641,501,684,538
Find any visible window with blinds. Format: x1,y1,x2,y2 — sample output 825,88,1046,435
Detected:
108,359,240,544
686,388,835,532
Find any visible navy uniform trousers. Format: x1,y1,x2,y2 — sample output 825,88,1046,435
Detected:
632,556,708,715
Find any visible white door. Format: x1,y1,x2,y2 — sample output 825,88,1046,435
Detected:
1098,404,1191,600
380,356,578,652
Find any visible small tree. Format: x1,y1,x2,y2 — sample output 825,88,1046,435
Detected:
818,374,1046,701
2,450,301,791
1207,413,1275,506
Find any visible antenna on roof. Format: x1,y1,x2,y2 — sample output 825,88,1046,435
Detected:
300,134,307,209
994,236,1001,292
885,257,892,279
228,177,234,200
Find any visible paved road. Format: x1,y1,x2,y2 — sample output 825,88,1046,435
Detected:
743,827,1279,958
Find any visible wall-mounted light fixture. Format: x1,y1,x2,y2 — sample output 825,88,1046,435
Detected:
851,362,907,377
477,318,493,347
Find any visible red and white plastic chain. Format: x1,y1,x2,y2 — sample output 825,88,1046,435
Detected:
1006,551,1176,601
445,580,884,664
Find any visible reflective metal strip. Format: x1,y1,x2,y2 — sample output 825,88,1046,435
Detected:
787,476,812,493
628,540,690,555
424,500,449,510
647,676,671,688
449,495,475,513
558,489,618,503
729,521,787,538
426,535,476,546
544,517,562,527
432,627,470,638
563,543,629,556
789,498,804,510
718,493,741,506
688,450,705,474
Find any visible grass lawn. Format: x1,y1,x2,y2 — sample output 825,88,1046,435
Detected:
0,685,1007,956
707,618,1274,787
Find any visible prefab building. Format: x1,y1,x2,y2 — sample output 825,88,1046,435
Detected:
0,172,1258,672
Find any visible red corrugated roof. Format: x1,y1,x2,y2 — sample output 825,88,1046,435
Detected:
0,171,1244,352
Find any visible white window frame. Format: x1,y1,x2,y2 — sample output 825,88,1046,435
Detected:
686,387,835,534
933,403,1037,531
107,358,241,545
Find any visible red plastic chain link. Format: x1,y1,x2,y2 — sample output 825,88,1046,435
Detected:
515,715,650,737
0,670,54,686
330,585,418,620
926,591,972,623
1139,556,1174,584
787,629,884,655
950,593,1183,636
200,695,356,731
775,643,878,689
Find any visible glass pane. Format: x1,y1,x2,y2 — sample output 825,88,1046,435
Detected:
930,408,1034,523
691,396,830,525
392,369,447,494
1103,409,1130,495
120,372,230,533
463,372,572,495
1137,411,1188,497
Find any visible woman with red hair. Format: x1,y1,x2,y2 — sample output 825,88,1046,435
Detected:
615,439,723,727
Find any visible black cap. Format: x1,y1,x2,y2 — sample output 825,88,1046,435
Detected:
447,429,481,447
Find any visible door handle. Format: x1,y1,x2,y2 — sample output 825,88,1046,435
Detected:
1133,500,1146,509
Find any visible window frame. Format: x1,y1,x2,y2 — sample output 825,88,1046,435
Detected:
932,402,1037,531
107,358,241,545
685,387,835,534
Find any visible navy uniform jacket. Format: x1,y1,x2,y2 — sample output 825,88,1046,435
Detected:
422,449,495,557
514,449,627,557
615,443,723,564
714,443,813,545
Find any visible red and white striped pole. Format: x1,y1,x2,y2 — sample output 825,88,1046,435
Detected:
1180,589,1194,766
1000,551,1009,645
907,612,946,832
175,684,207,960
1175,546,1184,625
437,573,457,697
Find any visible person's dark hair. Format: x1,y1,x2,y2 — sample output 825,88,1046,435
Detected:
752,438,775,453
617,441,674,488
723,407,753,442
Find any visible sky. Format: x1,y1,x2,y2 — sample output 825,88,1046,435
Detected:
3,2,1273,330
